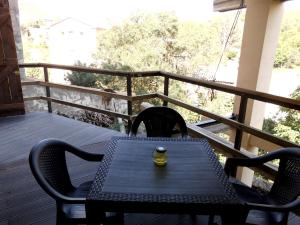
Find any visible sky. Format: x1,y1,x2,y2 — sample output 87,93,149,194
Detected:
19,0,300,28
19,0,213,27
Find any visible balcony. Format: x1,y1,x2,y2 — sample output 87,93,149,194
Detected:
1,0,300,223
1,62,299,225
20,63,300,158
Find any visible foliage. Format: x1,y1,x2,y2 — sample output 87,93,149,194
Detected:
202,91,234,116
95,13,179,94
24,67,44,80
65,61,98,87
168,82,202,123
274,12,300,68
263,86,300,144
99,62,130,91
21,20,49,79
96,13,178,72
226,50,238,60
94,12,232,94
273,124,300,143
262,118,276,135
93,12,244,121
279,86,300,130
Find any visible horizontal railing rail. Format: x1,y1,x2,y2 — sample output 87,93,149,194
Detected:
22,80,131,100
19,63,300,110
156,93,298,148
23,96,131,120
20,63,300,179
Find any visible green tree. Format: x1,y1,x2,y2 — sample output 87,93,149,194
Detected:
65,61,98,87
94,12,180,94
279,86,300,131
274,11,300,68
94,12,243,120
263,86,300,144
94,12,228,93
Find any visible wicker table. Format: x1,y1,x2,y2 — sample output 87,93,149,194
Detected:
86,137,246,224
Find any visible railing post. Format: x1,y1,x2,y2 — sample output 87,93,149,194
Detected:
163,76,169,106
127,74,132,133
43,66,52,113
234,95,248,150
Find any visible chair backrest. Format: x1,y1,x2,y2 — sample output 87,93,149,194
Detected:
130,106,188,137
268,148,300,205
29,139,74,200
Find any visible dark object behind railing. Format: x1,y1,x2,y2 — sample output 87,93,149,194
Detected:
194,114,236,128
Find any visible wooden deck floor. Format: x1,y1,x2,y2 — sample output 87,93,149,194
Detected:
0,112,122,225
0,112,299,225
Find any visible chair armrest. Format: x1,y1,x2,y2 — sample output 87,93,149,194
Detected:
224,157,266,176
224,147,300,176
246,197,300,212
67,144,104,161
52,189,87,203
72,149,104,162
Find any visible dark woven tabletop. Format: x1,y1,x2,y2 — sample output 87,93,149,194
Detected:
87,137,240,209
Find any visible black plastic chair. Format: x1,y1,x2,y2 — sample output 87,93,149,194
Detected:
224,147,300,225
29,138,105,225
130,106,188,138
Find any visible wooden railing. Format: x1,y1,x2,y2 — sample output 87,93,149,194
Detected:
20,63,300,179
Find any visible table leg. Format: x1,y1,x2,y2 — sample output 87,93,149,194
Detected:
86,202,105,225
116,212,124,225
221,209,247,225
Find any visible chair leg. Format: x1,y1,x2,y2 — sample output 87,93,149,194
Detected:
56,206,68,225
220,209,247,225
116,212,124,225
208,215,215,225
279,212,289,225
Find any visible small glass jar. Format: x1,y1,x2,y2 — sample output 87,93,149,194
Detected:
153,146,168,166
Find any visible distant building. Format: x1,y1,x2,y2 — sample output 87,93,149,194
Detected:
48,17,97,83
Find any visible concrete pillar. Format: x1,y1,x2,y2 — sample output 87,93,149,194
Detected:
232,0,284,185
